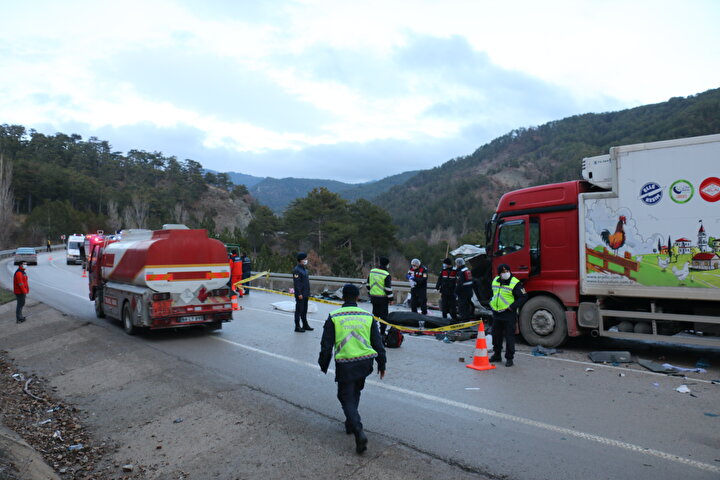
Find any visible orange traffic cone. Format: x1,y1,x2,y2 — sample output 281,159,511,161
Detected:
81,268,87,278
231,294,239,311
466,321,496,371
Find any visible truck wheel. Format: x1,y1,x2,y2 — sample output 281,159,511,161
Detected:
519,296,567,347
122,302,137,335
94,295,105,318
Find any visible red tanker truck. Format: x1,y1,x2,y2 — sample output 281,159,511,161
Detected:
87,225,234,334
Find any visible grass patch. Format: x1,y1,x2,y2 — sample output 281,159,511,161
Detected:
0,287,14,305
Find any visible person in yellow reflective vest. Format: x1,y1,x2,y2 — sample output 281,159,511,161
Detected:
489,264,527,367
318,284,387,454
366,256,393,335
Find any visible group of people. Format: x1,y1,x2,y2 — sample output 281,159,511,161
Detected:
296,253,527,456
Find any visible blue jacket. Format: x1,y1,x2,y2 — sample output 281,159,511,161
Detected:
293,263,310,297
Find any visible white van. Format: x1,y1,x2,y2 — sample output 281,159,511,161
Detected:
66,234,86,265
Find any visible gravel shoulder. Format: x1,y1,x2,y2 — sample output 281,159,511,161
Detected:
0,296,487,480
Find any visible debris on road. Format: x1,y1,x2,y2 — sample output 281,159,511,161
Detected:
588,351,632,363
675,385,691,394
661,363,707,374
531,346,560,356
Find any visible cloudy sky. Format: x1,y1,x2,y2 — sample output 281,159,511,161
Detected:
2,0,719,183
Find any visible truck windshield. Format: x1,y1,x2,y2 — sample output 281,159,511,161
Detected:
68,242,82,250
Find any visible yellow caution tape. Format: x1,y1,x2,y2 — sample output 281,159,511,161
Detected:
238,281,482,333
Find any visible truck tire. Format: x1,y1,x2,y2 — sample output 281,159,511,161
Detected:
519,296,567,347
94,295,105,318
122,302,137,335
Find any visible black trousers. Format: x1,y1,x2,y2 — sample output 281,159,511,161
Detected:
410,289,427,314
440,293,457,320
370,296,389,334
337,377,365,434
241,273,251,294
294,296,309,328
457,291,473,322
491,310,517,360
16,294,26,322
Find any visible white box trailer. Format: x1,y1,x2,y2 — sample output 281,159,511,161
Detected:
578,133,720,345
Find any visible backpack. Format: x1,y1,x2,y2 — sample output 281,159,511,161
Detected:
383,327,404,348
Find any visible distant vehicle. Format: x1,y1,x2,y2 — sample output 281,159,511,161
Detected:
14,247,38,265
66,234,86,265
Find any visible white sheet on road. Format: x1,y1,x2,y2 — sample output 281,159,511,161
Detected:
271,301,318,313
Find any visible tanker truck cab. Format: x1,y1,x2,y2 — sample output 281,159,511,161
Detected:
88,225,234,334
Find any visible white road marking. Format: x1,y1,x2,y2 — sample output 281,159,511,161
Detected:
212,335,720,474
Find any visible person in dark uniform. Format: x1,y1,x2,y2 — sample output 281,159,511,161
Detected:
489,264,528,367
240,252,252,295
407,258,428,315
293,252,313,332
319,284,386,454
367,256,393,335
435,257,458,321
455,257,474,322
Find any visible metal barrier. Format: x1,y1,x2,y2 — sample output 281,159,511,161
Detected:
259,272,418,303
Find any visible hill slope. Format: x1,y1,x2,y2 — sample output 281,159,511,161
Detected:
373,88,720,241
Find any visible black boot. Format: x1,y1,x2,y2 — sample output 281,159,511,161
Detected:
489,352,501,363
294,325,305,332
354,429,368,454
302,323,314,331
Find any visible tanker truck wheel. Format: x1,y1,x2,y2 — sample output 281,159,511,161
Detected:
122,302,137,335
94,295,105,318
519,296,567,348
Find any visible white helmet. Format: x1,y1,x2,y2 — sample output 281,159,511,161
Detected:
411,258,421,267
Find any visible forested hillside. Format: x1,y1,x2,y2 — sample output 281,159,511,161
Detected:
374,88,720,244
0,126,253,247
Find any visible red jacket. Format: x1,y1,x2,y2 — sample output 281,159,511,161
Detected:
13,268,29,295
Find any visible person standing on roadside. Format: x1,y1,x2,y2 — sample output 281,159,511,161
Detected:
318,284,386,455
435,258,458,322
240,252,252,295
407,258,428,315
367,256,393,335
455,258,474,322
229,249,243,295
293,252,313,332
13,261,29,323
489,264,527,367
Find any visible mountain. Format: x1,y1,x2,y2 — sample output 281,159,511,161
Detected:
223,171,265,188
247,171,420,212
372,88,720,242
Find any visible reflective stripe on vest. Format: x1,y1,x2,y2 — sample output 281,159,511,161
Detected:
368,268,390,297
490,276,519,311
459,267,473,286
330,307,378,362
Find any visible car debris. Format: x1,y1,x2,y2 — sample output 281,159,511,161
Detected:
588,351,632,363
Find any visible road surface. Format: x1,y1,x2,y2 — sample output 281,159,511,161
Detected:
2,251,719,479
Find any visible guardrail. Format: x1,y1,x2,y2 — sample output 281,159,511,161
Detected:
0,245,66,260
258,272,420,303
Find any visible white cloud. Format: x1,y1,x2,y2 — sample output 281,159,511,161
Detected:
1,0,719,181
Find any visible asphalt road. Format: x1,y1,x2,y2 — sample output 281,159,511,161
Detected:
3,251,720,480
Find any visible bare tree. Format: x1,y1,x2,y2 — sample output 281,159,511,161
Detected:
173,202,188,225
0,155,14,248
122,194,149,229
107,199,122,232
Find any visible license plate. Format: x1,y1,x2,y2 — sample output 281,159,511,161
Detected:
177,315,204,323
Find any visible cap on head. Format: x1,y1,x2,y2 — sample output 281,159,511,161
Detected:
297,252,307,261
455,257,465,266
379,256,390,267
342,283,360,298
443,257,452,265
411,258,421,267
497,263,511,274
232,249,238,255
